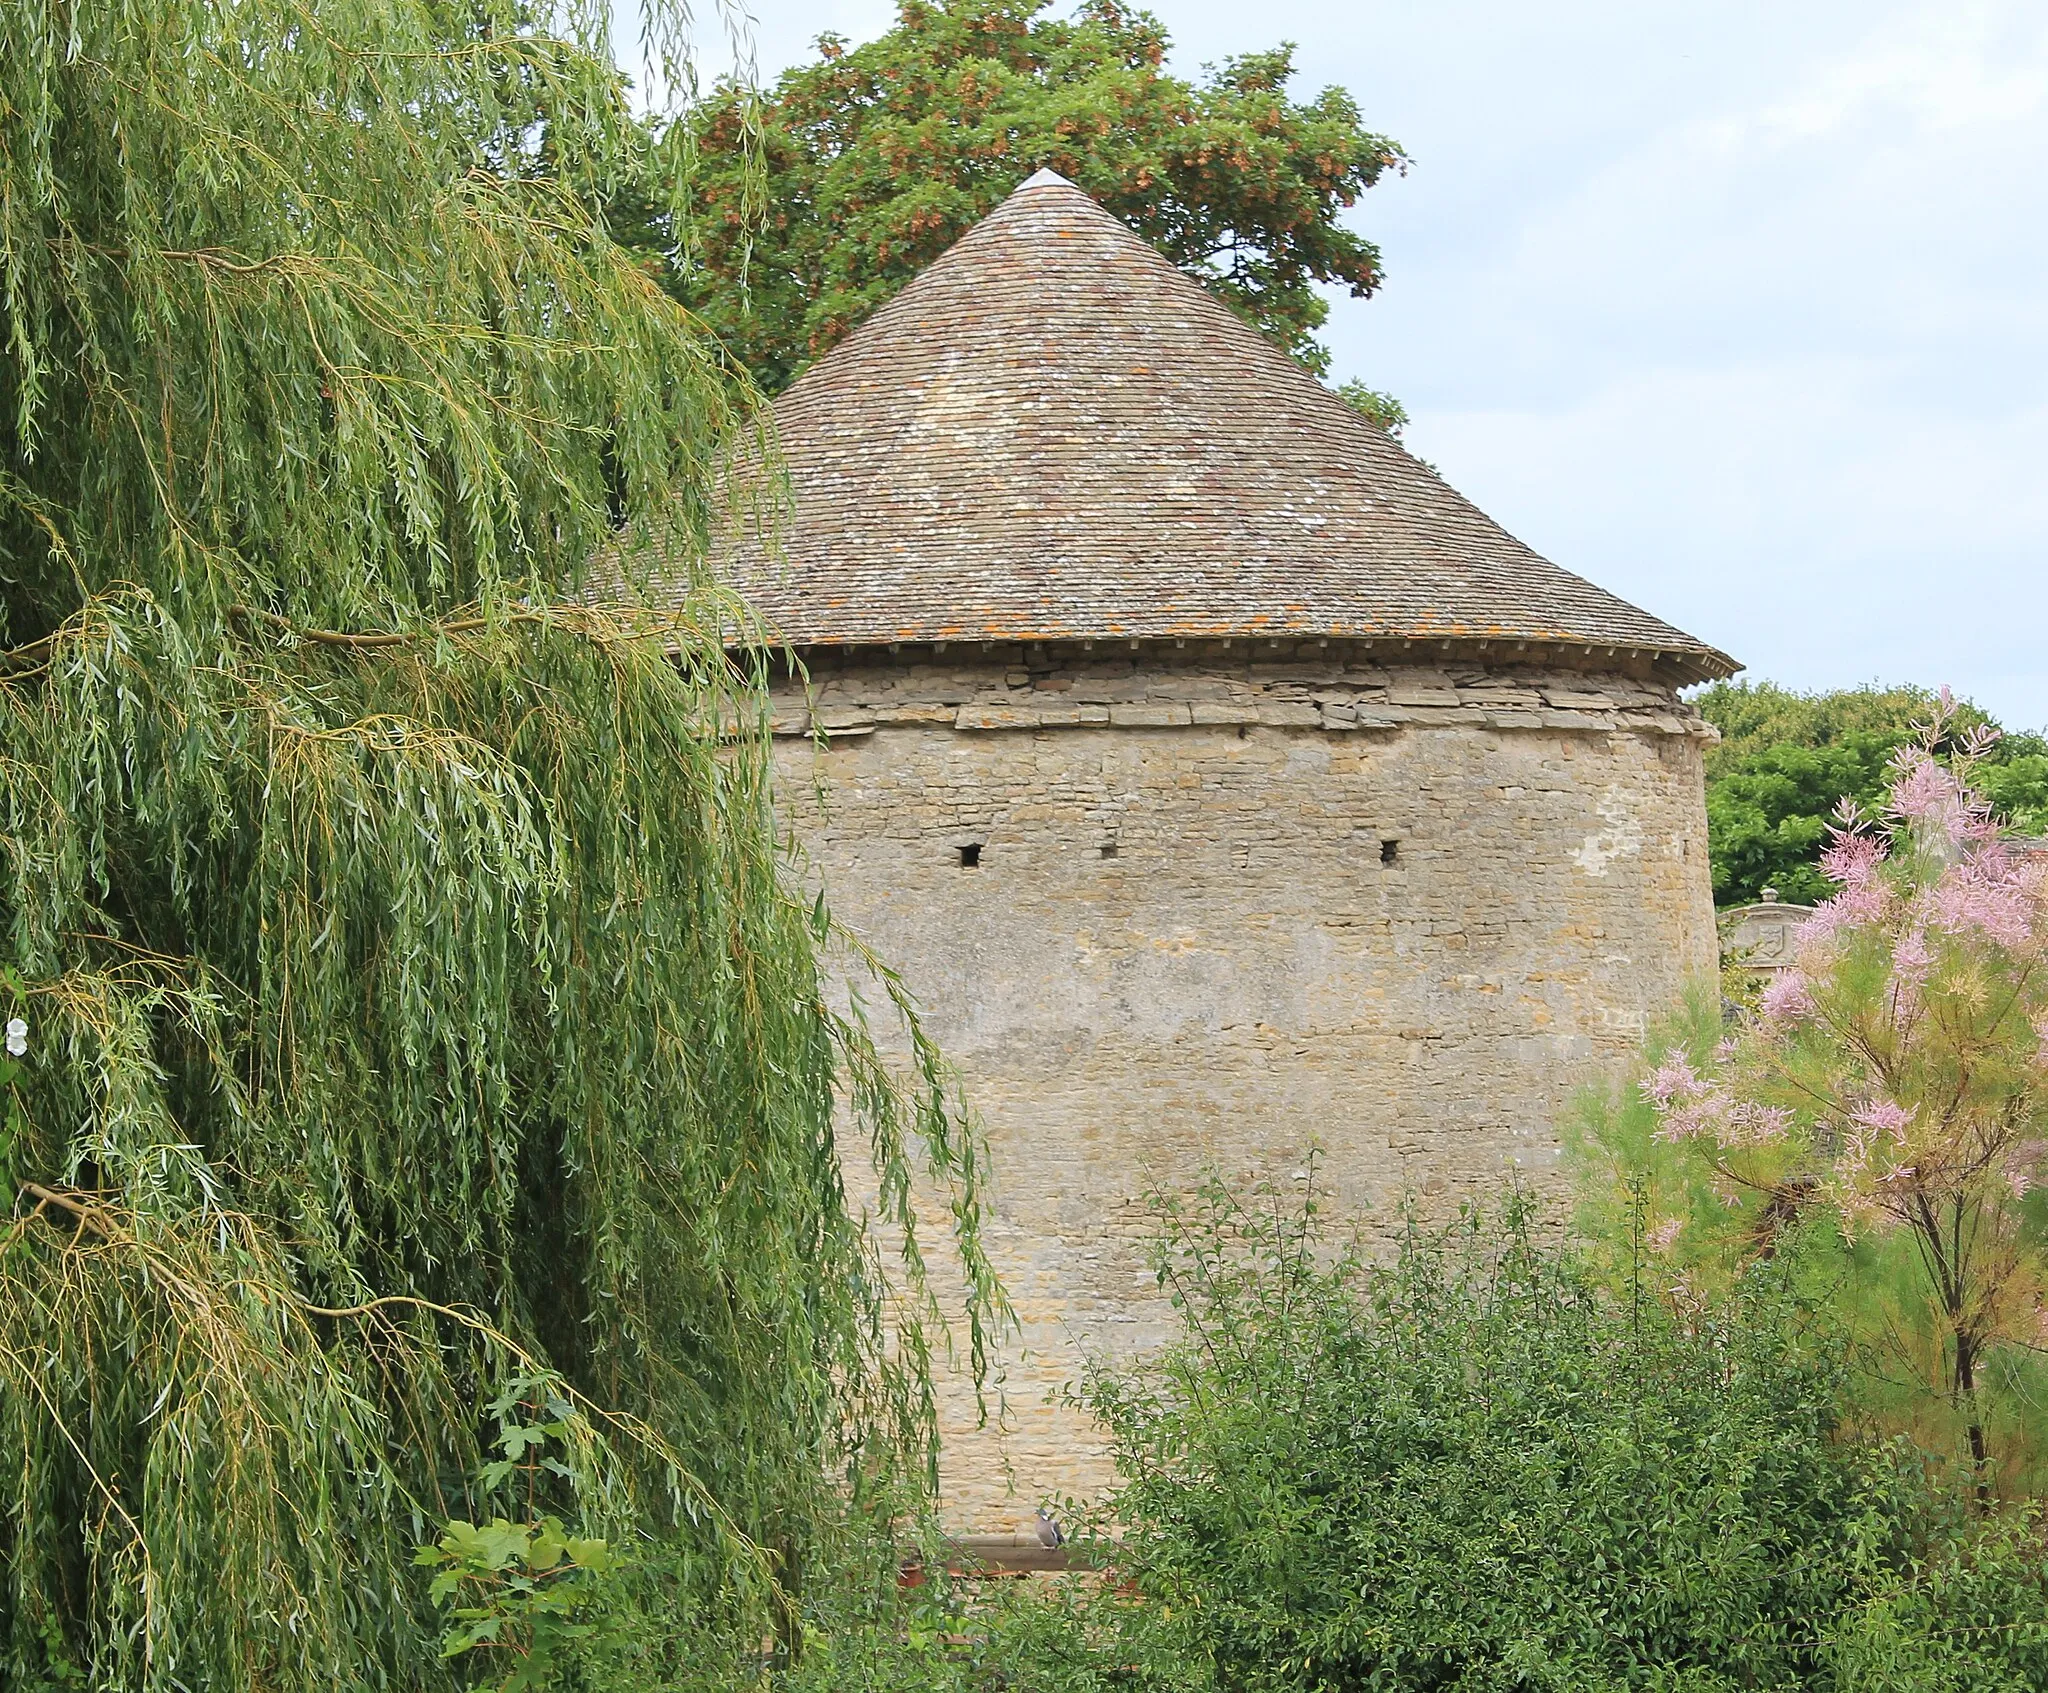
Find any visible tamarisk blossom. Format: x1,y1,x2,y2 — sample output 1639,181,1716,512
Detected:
1643,1052,1719,1144
1832,1098,1917,1209
1645,1216,1684,1255
1819,829,1885,895
1888,752,1967,837
1757,971,1815,1028
1722,1102,1793,1147
1890,927,1934,985
1800,826,1891,946
1849,1096,1913,1144
1642,696,2048,1482
2004,1142,2048,1200
1924,849,2041,950
1641,1055,1789,1148
1645,1052,1708,1109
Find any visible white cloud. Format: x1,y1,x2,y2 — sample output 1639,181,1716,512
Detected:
1347,0,2048,723
1724,1,2048,143
1423,361,2048,680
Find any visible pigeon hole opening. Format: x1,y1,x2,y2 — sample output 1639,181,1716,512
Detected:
1380,839,1400,865
959,843,983,869
1100,842,1119,860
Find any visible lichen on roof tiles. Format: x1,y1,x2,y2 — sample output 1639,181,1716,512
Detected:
699,169,1736,678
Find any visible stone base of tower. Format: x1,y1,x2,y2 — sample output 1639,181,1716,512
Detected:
776,640,1721,1531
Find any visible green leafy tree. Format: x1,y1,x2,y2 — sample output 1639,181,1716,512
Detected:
1698,682,2048,906
1708,740,1888,907
1333,378,1410,439
638,0,1406,394
0,2,995,1687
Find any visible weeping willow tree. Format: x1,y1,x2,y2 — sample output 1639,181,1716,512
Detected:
0,1,997,1686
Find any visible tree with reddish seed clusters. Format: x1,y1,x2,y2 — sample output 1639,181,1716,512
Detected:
622,0,1405,394
1584,693,2048,1493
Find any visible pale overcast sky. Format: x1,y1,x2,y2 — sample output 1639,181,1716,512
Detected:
670,1,2048,727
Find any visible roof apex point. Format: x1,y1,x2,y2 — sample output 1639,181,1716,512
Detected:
709,166,1735,679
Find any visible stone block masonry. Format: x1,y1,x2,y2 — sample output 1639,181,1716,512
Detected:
770,639,1720,1532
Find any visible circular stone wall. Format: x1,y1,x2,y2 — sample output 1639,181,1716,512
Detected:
770,639,1719,1533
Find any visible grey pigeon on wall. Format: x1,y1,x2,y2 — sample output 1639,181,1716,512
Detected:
1035,1508,1064,1549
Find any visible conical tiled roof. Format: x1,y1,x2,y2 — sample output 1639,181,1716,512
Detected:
717,170,1735,680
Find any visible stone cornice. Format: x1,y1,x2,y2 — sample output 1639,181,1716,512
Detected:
765,645,1715,744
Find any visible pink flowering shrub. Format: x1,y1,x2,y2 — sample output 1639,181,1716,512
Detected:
1578,694,2048,1490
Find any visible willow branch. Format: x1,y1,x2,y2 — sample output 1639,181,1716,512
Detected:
18,1183,122,1240
230,603,515,648
226,601,717,653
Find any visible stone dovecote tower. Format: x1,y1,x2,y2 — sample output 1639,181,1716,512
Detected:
718,169,1737,1531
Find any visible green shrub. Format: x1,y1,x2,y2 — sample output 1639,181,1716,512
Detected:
665,1172,2048,1692
1059,1178,2048,1692
1825,1502,2048,1692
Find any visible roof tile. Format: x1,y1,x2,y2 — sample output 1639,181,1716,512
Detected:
712,171,1735,678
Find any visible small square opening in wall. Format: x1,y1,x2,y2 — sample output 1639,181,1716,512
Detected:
959,843,983,869
1380,839,1400,865
1100,842,1119,860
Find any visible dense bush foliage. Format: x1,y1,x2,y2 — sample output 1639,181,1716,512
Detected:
1071,1183,2048,1691
792,1183,2048,1691
1697,682,2048,906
